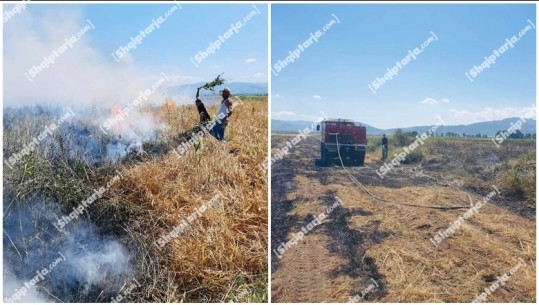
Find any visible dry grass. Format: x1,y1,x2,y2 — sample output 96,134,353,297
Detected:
361,137,536,302
3,97,268,302
271,134,535,303
108,96,268,302
338,186,536,302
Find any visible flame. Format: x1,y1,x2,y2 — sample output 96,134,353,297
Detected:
110,105,123,115
163,101,176,111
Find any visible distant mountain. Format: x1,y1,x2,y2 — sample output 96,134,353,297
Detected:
389,117,536,137
271,120,317,133
271,119,385,134
272,118,536,137
165,82,267,97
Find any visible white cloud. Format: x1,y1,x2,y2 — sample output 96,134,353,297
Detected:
312,95,322,100
272,111,296,117
421,97,451,105
450,105,536,123
273,93,282,98
421,97,439,105
298,113,325,121
254,72,266,78
272,111,324,121
117,51,134,65
246,58,256,63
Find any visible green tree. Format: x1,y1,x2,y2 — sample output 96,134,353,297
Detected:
393,129,409,146
509,130,524,139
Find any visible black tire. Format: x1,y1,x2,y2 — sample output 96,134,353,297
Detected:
355,150,365,166
321,143,329,165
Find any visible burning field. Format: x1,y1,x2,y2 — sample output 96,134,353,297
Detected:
3,96,268,302
271,133,535,302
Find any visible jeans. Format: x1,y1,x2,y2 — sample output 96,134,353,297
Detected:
382,145,388,159
210,122,226,141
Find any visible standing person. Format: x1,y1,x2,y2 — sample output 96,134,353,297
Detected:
210,87,233,141
381,134,388,159
195,99,211,124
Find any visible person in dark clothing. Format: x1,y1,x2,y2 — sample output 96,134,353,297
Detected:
195,99,211,124
381,134,388,159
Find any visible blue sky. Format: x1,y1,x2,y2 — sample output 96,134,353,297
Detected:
271,4,536,128
82,3,268,82
3,3,268,106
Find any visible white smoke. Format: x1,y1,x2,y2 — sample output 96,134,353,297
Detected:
3,5,182,164
3,271,48,303
3,191,133,303
99,107,167,160
3,5,161,108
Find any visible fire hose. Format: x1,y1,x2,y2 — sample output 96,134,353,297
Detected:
335,135,473,210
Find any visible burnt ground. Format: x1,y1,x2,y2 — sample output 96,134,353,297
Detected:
271,135,535,302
